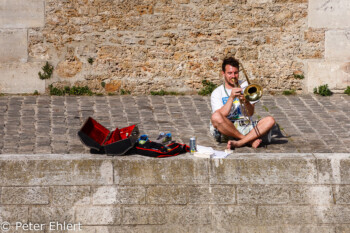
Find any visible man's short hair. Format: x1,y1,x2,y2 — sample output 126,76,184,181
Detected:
222,57,239,72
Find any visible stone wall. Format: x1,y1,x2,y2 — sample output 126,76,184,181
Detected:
307,0,350,93
0,0,349,94
0,0,46,94
1,153,350,232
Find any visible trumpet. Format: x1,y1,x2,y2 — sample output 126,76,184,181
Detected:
231,62,263,126
240,63,263,102
231,62,265,139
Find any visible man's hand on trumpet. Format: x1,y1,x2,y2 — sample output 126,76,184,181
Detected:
239,94,249,104
230,87,242,98
229,87,249,104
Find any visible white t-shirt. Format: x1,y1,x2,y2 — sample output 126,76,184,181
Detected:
211,80,259,121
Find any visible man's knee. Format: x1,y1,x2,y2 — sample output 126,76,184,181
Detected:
211,111,224,127
265,116,276,128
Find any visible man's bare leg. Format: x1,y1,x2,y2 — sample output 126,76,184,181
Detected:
211,111,263,147
227,116,275,149
211,111,244,139
250,139,262,149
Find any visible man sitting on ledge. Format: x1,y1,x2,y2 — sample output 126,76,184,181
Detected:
210,57,275,149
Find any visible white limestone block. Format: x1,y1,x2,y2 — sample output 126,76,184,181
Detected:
307,61,350,92
0,62,46,93
308,0,350,29
0,29,27,63
325,30,350,60
0,0,45,28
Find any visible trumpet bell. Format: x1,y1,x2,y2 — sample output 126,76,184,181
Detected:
244,84,263,102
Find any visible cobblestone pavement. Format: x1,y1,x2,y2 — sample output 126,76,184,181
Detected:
0,94,349,154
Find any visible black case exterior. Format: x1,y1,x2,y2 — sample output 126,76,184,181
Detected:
104,133,138,156
78,117,139,156
78,130,104,152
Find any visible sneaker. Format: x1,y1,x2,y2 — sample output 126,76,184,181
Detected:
261,129,272,144
213,130,222,143
137,134,149,145
164,133,172,144
155,132,172,144
222,135,230,143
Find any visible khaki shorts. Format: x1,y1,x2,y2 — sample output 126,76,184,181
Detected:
233,120,257,136
210,120,258,141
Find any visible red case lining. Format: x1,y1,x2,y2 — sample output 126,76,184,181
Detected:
119,125,136,140
80,118,137,146
80,117,110,146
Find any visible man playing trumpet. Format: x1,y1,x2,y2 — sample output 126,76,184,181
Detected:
210,57,275,149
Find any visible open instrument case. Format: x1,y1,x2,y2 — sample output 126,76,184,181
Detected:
78,117,139,156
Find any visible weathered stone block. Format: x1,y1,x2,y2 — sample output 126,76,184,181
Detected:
95,225,216,233
316,154,350,184
30,207,74,224
239,225,280,233
0,0,45,28
325,30,350,60
92,226,166,233
336,225,350,233
0,207,28,223
52,186,91,206
210,154,317,184
238,185,333,205
92,186,146,205
279,225,335,233
165,205,211,226
123,205,211,226
317,206,350,224
0,156,113,186
0,227,38,233
238,185,289,204
113,157,208,185
309,0,350,29
1,187,49,204
187,185,236,204
66,226,95,233
160,225,216,233
307,62,350,92
122,206,166,225
0,62,46,94
334,185,350,204
0,29,27,63
76,206,121,225
146,185,187,204
289,185,333,205
212,205,258,229
258,206,316,224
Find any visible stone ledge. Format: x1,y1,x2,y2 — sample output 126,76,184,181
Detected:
0,153,349,231
0,153,349,185
0,155,114,186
